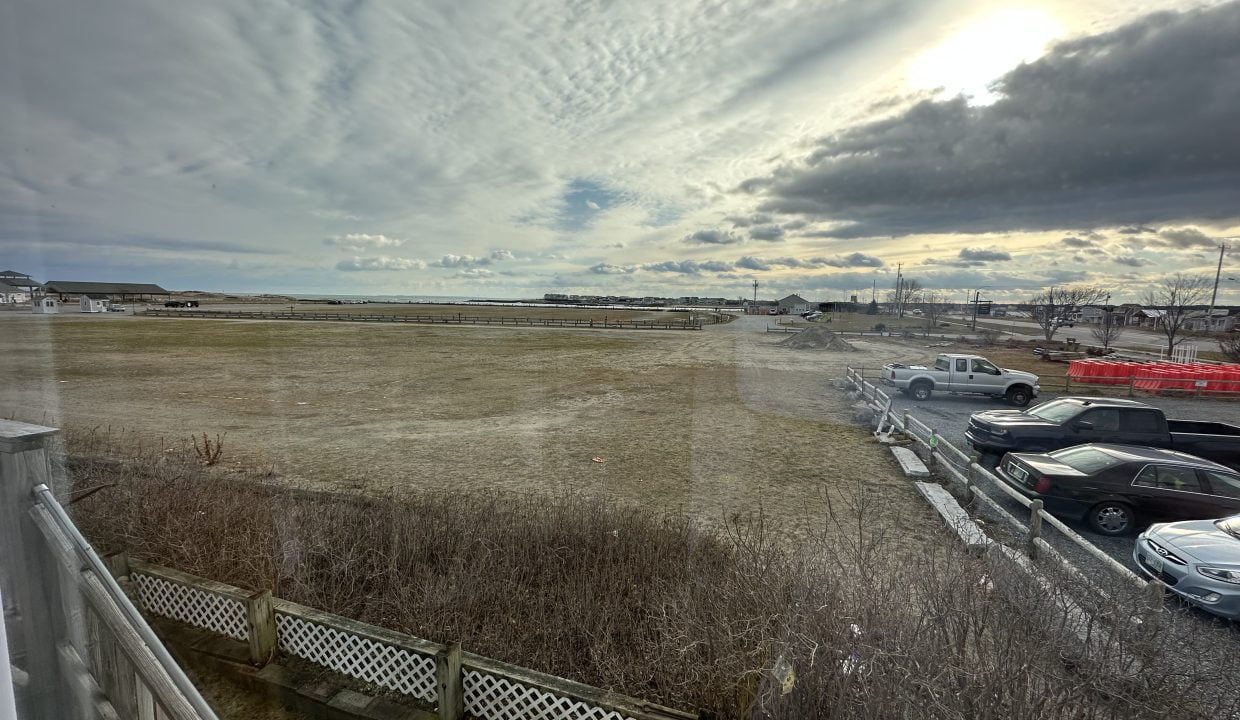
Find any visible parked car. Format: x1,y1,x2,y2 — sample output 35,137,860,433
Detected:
967,397,1240,469
881,353,1040,406
995,444,1240,536
1134,514,1240,620
107,305,127,312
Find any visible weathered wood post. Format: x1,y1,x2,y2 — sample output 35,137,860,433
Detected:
245,590,277,666
1128,374,1136,397
102,550,130,580
436,641,463,720
0,420,72,719
1026,500,1044,559
1143,579,1165,632
964,463,976,504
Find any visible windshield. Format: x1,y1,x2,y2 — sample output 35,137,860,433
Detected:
1049,447,1123,473
1218,516,1240,541
1026,400,1084,424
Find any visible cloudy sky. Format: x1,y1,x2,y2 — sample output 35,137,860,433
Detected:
3,0,1239,301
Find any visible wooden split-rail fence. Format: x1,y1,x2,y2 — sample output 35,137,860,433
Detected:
142,308,703,330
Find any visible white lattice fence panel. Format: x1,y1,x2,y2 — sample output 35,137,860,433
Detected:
132,572,248,640
275,612,437,702
464,669,635,720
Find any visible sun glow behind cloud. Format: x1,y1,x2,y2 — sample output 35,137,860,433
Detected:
906,6,1063,104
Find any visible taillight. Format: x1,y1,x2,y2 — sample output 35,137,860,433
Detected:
1034,476,1051,494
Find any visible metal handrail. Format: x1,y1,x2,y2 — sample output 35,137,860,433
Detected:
32,484,221,720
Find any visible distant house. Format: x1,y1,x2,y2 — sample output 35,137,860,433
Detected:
1185,308,1237,332
1134,309,1167,328
41,281,170,303
31,295,60,314
0,278,31,305
1078,306,1106,324
777,294,811,315
0,270,40,304
80,294,110,313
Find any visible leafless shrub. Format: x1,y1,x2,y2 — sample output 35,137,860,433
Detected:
976,328,999,346
64,439,1240,720
1219,334,1240,363
191,432,225,465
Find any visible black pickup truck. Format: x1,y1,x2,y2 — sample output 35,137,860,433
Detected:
966,397,1240,470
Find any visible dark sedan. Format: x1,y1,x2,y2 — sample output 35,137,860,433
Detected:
994,444,1240,536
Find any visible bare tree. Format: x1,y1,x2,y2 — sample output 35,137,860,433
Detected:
1089,309,1125,351
886,278,922,318
920,290,947,337
1029,286,1108,342
1143,273,1212,357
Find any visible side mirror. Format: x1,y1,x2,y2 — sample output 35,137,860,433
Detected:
1074,420,1095,432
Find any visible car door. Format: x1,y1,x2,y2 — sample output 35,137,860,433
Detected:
969,358,1004,394
1130,464,1211,520
1196,469,1240,516
1118,408,1168,448
953,357,969,390
1068,408,1122,447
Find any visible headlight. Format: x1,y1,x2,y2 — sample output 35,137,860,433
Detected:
1196,566,1240,585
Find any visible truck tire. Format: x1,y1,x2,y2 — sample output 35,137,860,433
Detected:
1086,501,1136,536
910,381,933,401
1005,385,1033,407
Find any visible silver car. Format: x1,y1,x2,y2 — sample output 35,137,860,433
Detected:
1134,514,1240,620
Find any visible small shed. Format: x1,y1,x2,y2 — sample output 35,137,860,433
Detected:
31,296,59,314
80,294,110,313
777,294,811,315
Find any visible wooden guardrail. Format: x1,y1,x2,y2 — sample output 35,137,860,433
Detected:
126,561,693,720
843,368,1159,597
141,309,702,330
1,420,219,720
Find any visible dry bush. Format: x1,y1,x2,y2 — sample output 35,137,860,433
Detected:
191,432,225,465
62,434,1239,720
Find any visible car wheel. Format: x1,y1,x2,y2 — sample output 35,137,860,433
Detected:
1087,502,1135,536
910,382,932,401
1005,385,1032,407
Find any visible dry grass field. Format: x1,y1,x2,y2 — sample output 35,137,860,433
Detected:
0,311,934,539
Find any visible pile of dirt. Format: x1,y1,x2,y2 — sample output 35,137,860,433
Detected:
779,325,857,351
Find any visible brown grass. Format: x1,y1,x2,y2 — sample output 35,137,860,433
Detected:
64,438,1240,720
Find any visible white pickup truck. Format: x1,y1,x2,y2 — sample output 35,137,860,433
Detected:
881,353,1040,406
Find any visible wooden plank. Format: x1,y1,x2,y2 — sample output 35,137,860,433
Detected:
890,446,930,478
913,482,991,550
244,590,276,666
435,642,463,720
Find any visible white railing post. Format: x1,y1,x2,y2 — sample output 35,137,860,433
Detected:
0,420,73,719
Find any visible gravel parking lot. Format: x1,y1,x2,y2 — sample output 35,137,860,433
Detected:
879,383,1240,630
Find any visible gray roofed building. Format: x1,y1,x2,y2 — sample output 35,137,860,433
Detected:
41,281,171,298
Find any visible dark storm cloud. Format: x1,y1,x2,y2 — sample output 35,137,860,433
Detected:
1114,255,1153,267
1156,227,1216,248
683,229,744,245
748,224,785,241
739,3,1240,236
643,260,733,274
589,263,636,274
1061,236,1094,248
925,246,1012,267
724,213,773,228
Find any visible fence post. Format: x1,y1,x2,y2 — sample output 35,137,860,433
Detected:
902,408,910,435
0,420,72,719
1026,500,1043,559
1143,579,1165,632
1128,375,1136,397
1064,374,1072,393
244,589,277,666
436,641,464,720
964,463,976,504
102,550,130,580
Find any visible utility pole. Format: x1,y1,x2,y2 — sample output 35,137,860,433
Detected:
752,279,758,305
1208,243,1226,331
894,263,903,318
971,290,980,331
